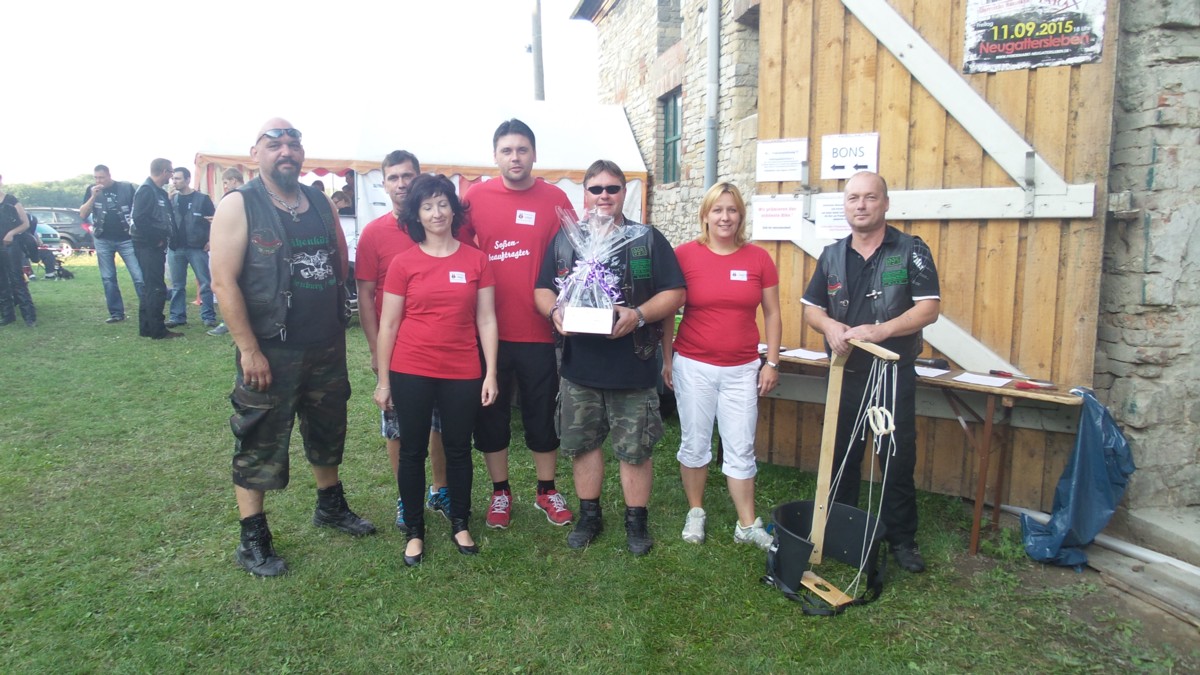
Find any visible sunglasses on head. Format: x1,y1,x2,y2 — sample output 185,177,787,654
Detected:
258,128,302,143
587,185,622,195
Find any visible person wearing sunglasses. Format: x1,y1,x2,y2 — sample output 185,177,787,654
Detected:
457,118,577,532
210,118,376,577
534,160,686,555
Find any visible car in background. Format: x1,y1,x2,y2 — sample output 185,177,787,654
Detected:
33,221,63,250
25,207,92,252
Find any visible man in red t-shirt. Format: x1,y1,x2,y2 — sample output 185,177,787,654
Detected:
458,119,574,529
355,150,449,530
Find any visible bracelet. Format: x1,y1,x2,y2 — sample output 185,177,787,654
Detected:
547,305,559,322
375,386,390,391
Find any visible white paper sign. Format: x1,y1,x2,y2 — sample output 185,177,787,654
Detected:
756,138,809,183
749,196,805,241
820,133,879,180
562,306,614,335
812,193,850,239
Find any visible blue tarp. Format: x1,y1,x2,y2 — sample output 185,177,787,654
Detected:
1021,388,1137,567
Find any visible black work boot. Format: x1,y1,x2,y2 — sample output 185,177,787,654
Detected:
625,506,653,556
892,542,926,573
567,499,603,549
313,482,377,536
236,513,288,577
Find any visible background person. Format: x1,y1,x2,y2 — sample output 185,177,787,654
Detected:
373,173,498,565
0,174,36,327
662,182,780,549
80,164,143,323
207,168,245,337
801,171,941,573
167,167,217,328
131,158,181,339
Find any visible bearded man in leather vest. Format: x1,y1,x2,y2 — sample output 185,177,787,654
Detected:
210,118,374,577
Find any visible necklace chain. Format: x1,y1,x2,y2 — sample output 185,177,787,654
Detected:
265,187,302,222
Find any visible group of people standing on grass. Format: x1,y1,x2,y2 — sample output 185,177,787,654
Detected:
212,115,938,578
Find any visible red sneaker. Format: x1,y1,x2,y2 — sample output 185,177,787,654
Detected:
535,490,573,526
485,489,512,529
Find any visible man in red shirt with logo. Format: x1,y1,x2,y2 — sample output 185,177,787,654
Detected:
458,119,574,529
355,150,450,530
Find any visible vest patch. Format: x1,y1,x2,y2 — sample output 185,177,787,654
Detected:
885,255,903,267
630,257,651,280
881,268,908,286
826,274,842,295
251,234,282,255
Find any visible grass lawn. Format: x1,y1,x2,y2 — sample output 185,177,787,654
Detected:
1,257,1194,673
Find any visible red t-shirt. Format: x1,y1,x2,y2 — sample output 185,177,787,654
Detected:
460,178,573,344
355,212,417,322
382,244,495,379
673,241,779,366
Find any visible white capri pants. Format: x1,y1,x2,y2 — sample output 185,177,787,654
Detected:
673,353,761,480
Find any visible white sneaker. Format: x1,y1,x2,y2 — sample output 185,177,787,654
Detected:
682,507,706,544
734,517,774,551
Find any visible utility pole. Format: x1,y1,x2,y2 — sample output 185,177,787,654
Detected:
532,0,545,100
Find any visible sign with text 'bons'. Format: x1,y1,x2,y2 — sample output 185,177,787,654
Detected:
820,133,879,180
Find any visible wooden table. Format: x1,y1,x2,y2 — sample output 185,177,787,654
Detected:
776,353,1083,555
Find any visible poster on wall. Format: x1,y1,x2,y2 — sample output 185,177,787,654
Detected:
749,196,805,241
963,0,1105,74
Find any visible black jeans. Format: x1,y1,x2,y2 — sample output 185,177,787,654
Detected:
831,362,918,547
390,372,481,537
1,243,35,323
134,242,168,338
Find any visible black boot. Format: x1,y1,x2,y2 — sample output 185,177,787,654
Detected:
236,513,288,577
625,506,653,556
567,499,603,549
313,482,377,536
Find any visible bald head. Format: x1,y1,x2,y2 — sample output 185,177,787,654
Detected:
843,171,890,234
257,117,294,141
846,171,888,197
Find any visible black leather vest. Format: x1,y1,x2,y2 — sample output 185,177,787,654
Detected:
236,179,345,340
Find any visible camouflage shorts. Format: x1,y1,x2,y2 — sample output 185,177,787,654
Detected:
230,337,350,491
556,379,662,465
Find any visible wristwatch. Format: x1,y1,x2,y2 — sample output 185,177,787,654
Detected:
633,306,646,328
765,361,779,369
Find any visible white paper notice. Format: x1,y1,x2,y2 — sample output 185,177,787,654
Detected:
953,372,1012,388
562,307,614,335
813,193,849,239
750,196,804,241
916,366,950,378
756,138,809,183
820,133,880,180
782,348,829,361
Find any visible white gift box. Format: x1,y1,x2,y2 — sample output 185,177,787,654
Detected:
562,306,615,335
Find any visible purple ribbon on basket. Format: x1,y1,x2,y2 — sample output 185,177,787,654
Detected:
557,257,622,305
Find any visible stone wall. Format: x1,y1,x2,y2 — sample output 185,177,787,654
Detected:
1098,1,1200,508
591,0,759,244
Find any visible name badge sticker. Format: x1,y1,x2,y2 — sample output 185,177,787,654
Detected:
515,210,536,226
449,271,467,284
730,270,748,282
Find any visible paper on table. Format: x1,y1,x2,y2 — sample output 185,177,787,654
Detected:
782,348,829,361
916,366,950,378
953,372,1012,387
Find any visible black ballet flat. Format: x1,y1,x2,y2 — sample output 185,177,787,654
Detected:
404,550,424,566
451,534,479,555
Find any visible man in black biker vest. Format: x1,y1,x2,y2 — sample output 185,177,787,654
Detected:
210,118,374,577
802,171,941,573
535,160,686,556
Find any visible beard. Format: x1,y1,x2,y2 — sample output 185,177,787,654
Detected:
269,161,301,190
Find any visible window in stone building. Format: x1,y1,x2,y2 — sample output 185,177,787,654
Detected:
661,90,681,184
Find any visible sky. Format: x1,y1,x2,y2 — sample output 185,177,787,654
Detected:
1,0,598,185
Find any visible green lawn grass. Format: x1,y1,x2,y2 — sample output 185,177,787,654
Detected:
0,257,1191,672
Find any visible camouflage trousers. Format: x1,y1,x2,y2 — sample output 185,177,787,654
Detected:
556,378,662,465
229,336,350,491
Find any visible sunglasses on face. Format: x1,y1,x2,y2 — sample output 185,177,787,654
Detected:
587,185,622,195
258,128,303,143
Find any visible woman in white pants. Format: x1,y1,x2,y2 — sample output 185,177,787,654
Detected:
663,182,782,549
